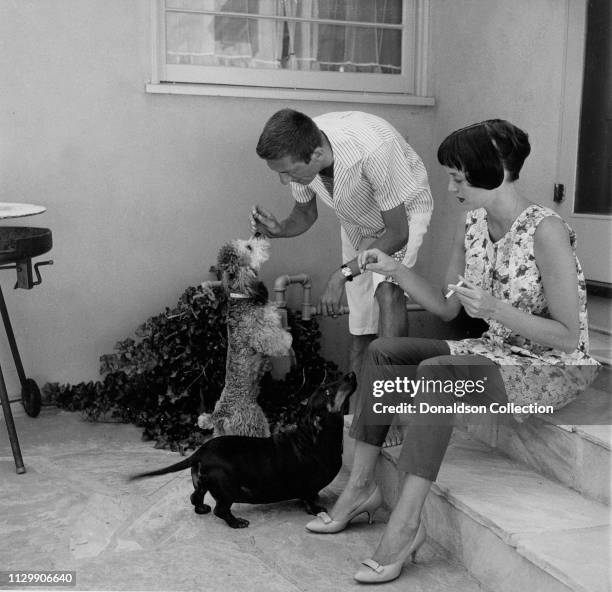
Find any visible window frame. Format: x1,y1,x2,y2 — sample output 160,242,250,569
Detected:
149,0,433,103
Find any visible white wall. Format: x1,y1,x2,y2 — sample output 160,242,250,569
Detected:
0,0,583,393
428,0,572,284
0,0,436,389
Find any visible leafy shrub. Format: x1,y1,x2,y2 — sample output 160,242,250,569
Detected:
44,285,339,452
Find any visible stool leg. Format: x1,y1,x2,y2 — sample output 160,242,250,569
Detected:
0,362,26,474
0,285,27,386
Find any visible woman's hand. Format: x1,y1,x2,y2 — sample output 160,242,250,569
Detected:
249,205,282,237
450,276,500,319
357,248,400,277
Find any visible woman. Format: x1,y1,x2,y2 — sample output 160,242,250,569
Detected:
304,120,600,584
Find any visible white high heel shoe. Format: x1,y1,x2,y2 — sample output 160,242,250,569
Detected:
353,520,426,584
305,486,383,534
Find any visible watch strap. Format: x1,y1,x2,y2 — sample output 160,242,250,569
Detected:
341,264,353,281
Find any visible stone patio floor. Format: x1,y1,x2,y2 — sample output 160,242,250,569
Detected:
0,406,489,592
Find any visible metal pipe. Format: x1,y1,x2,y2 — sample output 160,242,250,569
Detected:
305,305,350,317
301,284,312,320
270,274,311,378
273,273,426,321
273,273,312,318
305,303,424,317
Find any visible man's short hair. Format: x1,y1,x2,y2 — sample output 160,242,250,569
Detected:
256,109,323,163
437,119,531,189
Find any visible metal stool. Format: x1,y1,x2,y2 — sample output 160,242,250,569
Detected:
0,221,53,473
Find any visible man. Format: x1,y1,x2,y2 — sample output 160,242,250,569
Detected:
250,109,433,374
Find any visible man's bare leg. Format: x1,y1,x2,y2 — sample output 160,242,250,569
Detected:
376,281,409,337
347,283,408,415
347,334,376,413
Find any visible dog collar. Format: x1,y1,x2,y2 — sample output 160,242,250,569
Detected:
229,292,250,299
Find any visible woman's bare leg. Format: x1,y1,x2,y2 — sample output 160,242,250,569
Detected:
370,472,431,564
328,439,381,518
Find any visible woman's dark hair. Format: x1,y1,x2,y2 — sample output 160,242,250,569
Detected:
256,109,323,163
437,119,531,189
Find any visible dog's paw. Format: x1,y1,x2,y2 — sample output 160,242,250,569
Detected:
194,504,211,515
227,517,250,529
197,413,214,430
199,281,217,299
275,330,294,356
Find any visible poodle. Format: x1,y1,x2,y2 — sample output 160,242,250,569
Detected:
198,236,292,438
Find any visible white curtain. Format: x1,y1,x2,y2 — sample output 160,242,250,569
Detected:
166,0,284,69
165,0,402,74
314,0,402,74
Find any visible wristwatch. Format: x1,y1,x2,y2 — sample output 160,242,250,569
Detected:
340,264,353,282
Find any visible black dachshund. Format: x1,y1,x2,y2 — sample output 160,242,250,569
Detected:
130,373,356,528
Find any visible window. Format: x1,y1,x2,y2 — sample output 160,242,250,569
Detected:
151,0,431,100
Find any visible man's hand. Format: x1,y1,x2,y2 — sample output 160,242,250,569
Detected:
317,269,346,316
250,205,282,237
357,248,400,277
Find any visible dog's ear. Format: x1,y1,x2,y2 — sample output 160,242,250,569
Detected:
332,372,357,412
217,243,241,288
217,243,238,267
221,269,233,292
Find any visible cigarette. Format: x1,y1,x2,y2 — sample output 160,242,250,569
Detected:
445,279,465,299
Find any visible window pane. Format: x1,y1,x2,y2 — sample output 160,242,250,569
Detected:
166,9,283,68
318,0,402,25
165,1,403,73
314,24,401,74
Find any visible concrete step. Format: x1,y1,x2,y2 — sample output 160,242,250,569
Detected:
456,366,611,505
343,419,610,592
589,329,611,366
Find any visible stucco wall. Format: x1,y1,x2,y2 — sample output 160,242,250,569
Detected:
0,0,580,393
0,0,434,388
428,0,571,284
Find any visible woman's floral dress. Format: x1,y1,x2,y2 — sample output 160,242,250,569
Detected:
446,204,600,419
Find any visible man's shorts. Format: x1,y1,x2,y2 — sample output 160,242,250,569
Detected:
341,211,431,335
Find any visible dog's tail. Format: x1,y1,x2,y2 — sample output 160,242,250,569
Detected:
128,455,194,481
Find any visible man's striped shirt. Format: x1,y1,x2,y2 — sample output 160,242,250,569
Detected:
290,111,433,250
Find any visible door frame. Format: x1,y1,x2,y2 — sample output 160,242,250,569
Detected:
556,0,612,285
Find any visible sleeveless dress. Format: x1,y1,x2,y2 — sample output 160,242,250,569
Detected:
446,204,600,419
